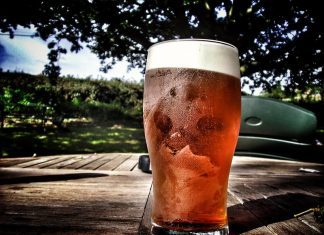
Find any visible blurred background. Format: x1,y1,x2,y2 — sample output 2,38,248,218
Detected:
0,0,323,157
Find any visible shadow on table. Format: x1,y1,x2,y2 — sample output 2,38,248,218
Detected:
228,193,323,234
140,192,323,234
0,172,107,185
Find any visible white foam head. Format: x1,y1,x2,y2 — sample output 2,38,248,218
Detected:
146,39,240,79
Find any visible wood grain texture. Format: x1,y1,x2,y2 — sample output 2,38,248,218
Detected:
0,166,152,235
139,156,324,235
14,156,59,168
1,155,323,234
97,154,132,171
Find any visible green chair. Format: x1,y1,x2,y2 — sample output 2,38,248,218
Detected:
236,96,322,162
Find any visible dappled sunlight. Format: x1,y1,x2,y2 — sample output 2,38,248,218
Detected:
0,122,147,157
107,132,121,137
79,132,93,137
36,135,47,140
90,140,107,145
2,152,9,157
12,133,25,138
125,140,141,145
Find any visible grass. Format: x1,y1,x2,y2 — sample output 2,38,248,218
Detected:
0,119,147,157
1,117,323,158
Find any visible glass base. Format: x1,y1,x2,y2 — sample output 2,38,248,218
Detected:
151,222,229,235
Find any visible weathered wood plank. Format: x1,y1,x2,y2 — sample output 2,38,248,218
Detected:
241,227,275,235
297,213,324,234
138,186,275,235
137,156,324,234
267,218,320,235
131,163,142,173
114,155,139,171
1,155,323,235
97,154,131,171
235,181,322,234
0,167,152,235
229,174,323,187
79,154,117,170
13,156,58,168
292,181,324,196
227,192,273,234
228,182,317,234
0,158,32,167
231,156,324,176
1,204,146,222
46,156,85,169
0,222,139,235
241,182,323,234
62,155,103,169
32,156,75,168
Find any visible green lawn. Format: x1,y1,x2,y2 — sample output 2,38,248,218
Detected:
0,119,147,157
1,118,323,158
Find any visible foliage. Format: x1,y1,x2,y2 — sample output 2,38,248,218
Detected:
57,76,143,120
0,0,323,98
0,72,53,127
0,72,143,127
260,85,288,100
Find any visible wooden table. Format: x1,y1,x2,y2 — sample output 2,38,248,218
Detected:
0,154,323,234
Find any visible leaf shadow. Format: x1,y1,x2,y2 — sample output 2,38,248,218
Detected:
228,193,323,234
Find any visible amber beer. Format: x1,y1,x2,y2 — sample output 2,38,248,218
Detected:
143,39,241,234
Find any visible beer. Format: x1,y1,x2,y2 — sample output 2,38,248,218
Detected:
143,40,241,233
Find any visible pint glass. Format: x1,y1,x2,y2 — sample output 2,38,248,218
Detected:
143,39,241,234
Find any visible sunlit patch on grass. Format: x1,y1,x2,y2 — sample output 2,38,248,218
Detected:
2,152,9,157
79,132,93,137
64,118,92,124
125,140,140,145
101,139,123,144
107,132,121,136
122,127,140,131
37,135,47,140
90,140,107,145
12,135,24,139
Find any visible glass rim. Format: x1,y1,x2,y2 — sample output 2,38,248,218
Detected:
148,38,238,51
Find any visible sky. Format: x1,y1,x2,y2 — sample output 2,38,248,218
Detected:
0,26,144,82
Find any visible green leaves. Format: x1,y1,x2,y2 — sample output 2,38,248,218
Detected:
0,0,323,98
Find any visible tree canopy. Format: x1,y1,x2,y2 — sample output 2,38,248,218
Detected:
0,0,323,98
